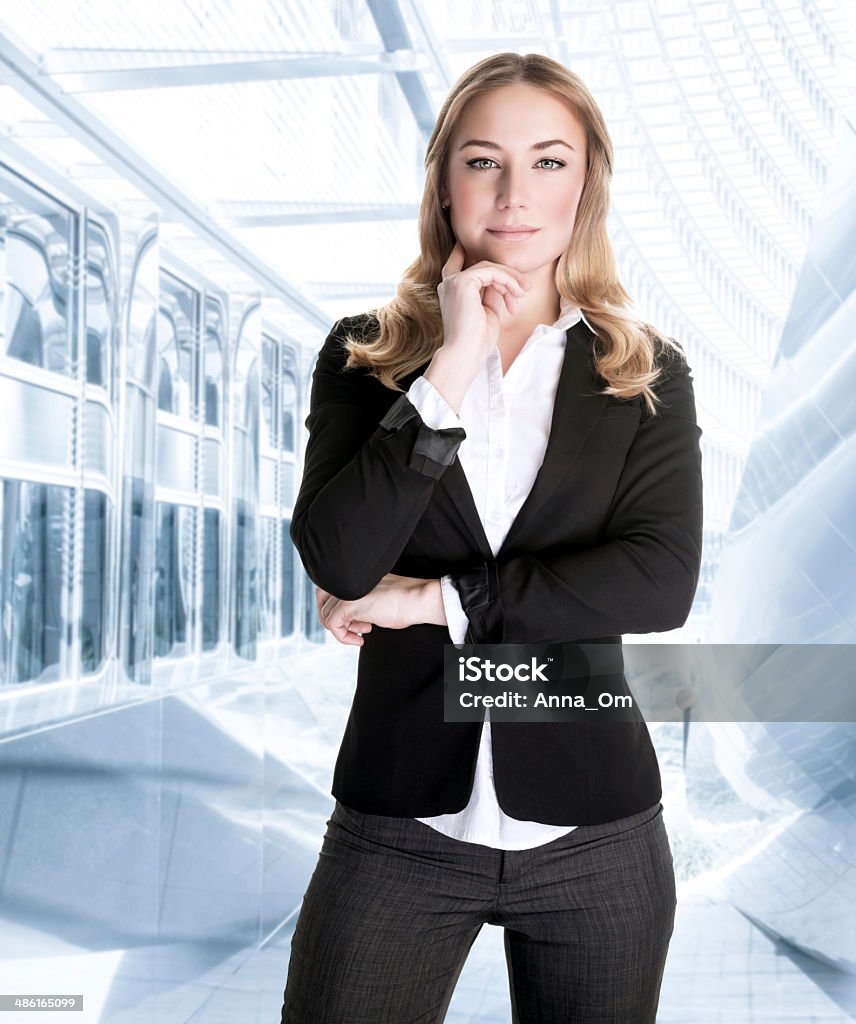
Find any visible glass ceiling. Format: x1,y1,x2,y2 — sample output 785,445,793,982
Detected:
0,0,853,425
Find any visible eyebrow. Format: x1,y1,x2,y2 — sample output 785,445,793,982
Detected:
457,138,575,152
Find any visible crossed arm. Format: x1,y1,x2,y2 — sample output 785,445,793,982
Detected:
291,316,704,645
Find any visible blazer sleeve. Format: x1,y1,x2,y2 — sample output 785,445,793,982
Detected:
448,341,704,644
289,316,467,601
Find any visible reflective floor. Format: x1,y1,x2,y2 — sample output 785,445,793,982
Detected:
2,887,854,1023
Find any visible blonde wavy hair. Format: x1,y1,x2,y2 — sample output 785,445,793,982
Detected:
341,52,681,416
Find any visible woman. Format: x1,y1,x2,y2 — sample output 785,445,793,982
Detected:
281,52,703,1023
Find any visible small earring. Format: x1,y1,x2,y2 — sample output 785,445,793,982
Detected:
442,201,449,209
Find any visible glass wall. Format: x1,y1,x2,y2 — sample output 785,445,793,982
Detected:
1,160,312,697
0,171,121,686
229,298,260,660
201,295,227,652
117,224,159,685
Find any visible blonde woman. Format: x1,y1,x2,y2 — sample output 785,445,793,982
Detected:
281,52,702,1024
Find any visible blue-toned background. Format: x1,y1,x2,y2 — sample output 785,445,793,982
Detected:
0,2,854,1021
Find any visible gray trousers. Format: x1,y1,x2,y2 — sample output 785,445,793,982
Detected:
280,799,676,1023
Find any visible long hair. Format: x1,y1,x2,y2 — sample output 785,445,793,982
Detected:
340,52,681,416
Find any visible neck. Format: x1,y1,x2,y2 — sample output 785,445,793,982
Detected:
501,260,561,330
498,293,561,334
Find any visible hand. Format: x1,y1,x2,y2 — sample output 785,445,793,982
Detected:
315,585,373,646
314,574,441,647
437,240,532,366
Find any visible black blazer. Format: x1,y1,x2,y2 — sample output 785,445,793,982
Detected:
290,313,704,825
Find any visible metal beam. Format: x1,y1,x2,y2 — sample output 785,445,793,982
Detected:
210,201,420,227
400,0,453,90
43,54,423,93
42,42,386,70
0,27,331,331
365,0,437,138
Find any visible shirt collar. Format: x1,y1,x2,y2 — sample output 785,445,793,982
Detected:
552,296,595,335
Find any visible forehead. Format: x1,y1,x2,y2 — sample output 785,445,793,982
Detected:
454,84,586,145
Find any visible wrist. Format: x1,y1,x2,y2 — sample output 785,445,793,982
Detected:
425,348,479,413
418,579,447,626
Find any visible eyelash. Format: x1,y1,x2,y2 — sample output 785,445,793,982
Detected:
466,157,566,171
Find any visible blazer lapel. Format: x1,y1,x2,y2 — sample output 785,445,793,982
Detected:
433,318,610,560
498,318,609,554
437,454,495,561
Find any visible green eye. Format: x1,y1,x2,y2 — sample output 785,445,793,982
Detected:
465,158,566,171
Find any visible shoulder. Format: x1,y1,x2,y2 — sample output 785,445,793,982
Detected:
333,311,381,345
652,334,692,383
317,312,380,372
647,334,696,420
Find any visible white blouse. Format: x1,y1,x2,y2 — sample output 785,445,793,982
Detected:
404,298,595,850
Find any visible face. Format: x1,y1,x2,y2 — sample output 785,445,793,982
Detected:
442,83,587,276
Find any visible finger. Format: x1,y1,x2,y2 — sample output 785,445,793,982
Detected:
441,240,465,281
476,261,531,291
332,617,368,646
316,591,368,646
326,604,367,639
464,265,528,297
331,616,372,635
328,623,364,647
482,285,504,321
321,596,341,627
315,586,331,624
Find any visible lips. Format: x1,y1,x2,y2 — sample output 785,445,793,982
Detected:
487,228,539,238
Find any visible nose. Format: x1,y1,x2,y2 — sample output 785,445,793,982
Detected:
497,165,529,209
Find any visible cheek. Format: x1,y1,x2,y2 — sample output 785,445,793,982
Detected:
551,180,585,230
452,182,487,213
562,173,586,210
542,195,577,228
